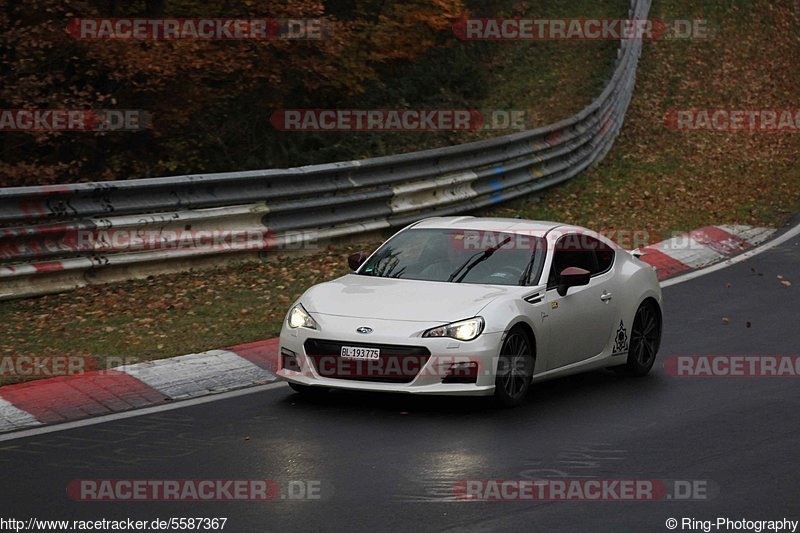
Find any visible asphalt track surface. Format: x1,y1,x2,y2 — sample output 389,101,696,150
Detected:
1,234,799,532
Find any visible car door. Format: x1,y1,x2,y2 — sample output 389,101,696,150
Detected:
544,233,619,370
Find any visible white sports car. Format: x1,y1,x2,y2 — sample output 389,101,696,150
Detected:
277,217,662,406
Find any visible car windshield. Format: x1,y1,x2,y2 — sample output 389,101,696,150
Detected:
357,228,546,286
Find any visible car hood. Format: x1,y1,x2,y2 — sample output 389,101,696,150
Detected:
301,274,515,323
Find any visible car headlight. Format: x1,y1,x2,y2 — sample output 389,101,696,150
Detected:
287,304,318,330
423,317,484,341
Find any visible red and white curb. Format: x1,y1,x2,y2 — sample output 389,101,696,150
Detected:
0,224,779,434
634,225,775,280
0,339,278,433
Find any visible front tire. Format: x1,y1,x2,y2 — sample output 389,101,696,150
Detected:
494,327,534,407
623,300,661,376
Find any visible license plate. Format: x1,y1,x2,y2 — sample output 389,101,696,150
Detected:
340,346,380,360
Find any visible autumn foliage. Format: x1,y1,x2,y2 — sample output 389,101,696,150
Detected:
0,0,467,187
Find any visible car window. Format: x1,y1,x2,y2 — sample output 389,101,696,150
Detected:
359,228,545,286
596,246,615,274
547,234,614,288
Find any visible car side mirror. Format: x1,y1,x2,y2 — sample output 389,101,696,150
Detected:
557,266,590,296
348,252,367,271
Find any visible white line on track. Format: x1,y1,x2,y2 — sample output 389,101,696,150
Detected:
0,382,287,442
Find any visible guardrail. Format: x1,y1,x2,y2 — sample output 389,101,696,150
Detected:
0,0,649,299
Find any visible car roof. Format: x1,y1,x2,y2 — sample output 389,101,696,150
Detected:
410,216,566,234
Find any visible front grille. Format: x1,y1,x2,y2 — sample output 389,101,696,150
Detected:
304,339,431,384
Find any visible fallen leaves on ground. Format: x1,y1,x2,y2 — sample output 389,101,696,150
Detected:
484,0,800,241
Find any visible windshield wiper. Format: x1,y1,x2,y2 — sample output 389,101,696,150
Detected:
518,250,538,286
447,236,513,283
518,239,544,285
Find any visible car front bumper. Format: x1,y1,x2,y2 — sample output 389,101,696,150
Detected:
276,313,503,396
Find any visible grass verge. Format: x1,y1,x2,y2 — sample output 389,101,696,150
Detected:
483,0,800,234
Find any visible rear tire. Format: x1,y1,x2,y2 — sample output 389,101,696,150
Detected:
494,327,534,407
288,382,330,398
622,300,661,376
